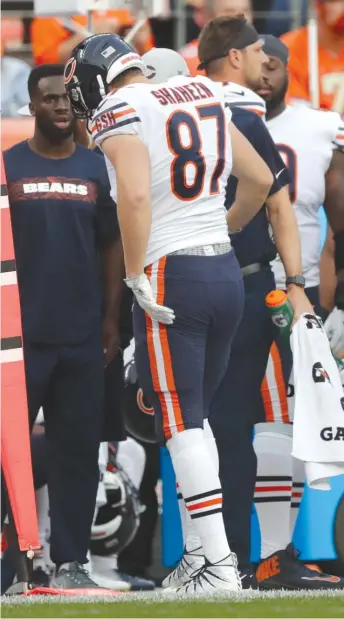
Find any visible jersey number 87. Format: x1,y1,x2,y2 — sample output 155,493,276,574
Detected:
166,104,226,201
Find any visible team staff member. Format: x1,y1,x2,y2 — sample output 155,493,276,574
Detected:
3,64,123,591
198,17,313,584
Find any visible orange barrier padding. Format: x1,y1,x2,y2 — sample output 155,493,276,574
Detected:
1,151,40,552
1,119,34,151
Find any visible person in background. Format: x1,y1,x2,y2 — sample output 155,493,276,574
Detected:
170,17,311,589
320,226,337,312
253,35,344,590
1,40,31,117
281,0,344,113
179,0,253,75
30,10,153,66
3,63,123,591
266,0,307,37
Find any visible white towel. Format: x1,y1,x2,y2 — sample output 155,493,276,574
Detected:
290,313,344,490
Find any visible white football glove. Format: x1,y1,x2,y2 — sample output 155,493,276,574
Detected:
125,273,175,325
324,307,344,356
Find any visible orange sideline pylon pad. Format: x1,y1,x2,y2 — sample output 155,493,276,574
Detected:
25,587,123,596
1,151,39,552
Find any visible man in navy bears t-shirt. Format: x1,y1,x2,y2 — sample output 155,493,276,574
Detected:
3,64,123,591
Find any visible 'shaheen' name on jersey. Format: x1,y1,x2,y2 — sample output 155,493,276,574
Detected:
23,182,88,195
151,81,214,106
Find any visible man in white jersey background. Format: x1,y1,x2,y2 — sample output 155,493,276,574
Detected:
64,33,273,593
252,35,344,589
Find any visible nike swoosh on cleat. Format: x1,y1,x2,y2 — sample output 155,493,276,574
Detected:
301,575,341,583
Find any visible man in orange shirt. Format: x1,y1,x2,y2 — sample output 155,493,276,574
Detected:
281,0,344,113
180,0,253,76
31,11,153,66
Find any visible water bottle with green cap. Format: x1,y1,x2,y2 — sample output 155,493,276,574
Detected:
265,289,344,371
265,290,293,341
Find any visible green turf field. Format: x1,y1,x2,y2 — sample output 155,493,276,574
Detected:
2,591,344,618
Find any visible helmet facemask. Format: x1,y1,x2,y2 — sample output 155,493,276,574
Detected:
67,70,108,121
64,34,145,125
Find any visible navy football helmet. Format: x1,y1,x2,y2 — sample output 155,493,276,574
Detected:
90,460,142,557
64,33,145,119
122,352,157,444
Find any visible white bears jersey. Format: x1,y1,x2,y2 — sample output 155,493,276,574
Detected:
91,75,233,267
266,105,344,289
222,81,266,118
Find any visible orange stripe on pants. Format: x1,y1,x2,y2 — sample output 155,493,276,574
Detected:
261,373,274,422
261,341,290,423
271,342,289,423
145,258,185,440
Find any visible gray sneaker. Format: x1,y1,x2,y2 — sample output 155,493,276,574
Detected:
50,562,101,590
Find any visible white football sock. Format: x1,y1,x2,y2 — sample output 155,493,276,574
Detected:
96,442,108,510
167,428,230,564
184,506,204,555
85,550,92,575
36,485,49,547
92,554,118,573
117,438,146,490
176,482,189,545
254,423,293,559
176,483,204,556
204,418,219,474
34,485,50,571
176,420,220,555
290,457,305,538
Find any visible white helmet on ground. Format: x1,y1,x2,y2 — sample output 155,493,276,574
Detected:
142,48,190,84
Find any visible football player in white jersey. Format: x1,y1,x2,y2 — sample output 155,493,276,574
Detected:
252,35,344,590
65,33,273,594
141,19,315,589
143,18,311,587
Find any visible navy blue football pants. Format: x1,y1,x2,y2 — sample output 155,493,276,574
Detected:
133,249,244,444
209,267,276,570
